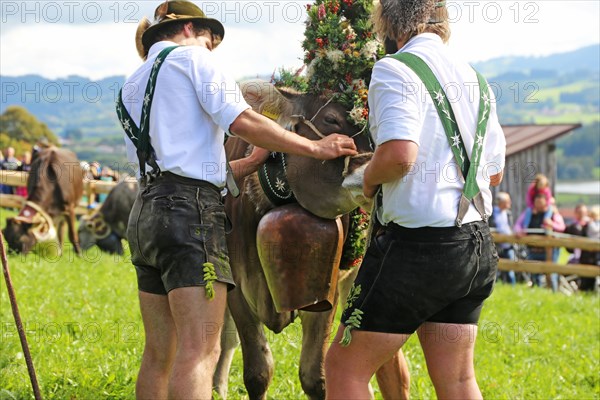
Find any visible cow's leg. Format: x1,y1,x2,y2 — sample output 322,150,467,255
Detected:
213,307,239,399
298,309,336,400
56,218,65,248
227,286,273,400
66,208,81,255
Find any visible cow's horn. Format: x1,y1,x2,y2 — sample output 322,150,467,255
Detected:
26,202,57,243
92,215,111,240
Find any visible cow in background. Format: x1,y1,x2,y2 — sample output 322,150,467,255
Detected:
78,180,138,255
3,147,83,255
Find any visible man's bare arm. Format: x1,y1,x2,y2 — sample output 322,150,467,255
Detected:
230,109,357,161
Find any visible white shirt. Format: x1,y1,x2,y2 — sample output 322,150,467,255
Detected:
122,41,250,187
369,33,506,228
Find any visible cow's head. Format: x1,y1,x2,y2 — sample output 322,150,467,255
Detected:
241,80,373,219
3,202,57,254
78,213,124,255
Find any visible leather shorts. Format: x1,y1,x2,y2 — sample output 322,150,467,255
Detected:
127,172,234,295
341,221,498,334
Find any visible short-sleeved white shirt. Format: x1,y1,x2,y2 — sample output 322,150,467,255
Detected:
369,33,506,228
122,41,250,187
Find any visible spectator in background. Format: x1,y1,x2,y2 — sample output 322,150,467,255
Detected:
564,204,590,264
101,166,119,182
526,173,554,209
98,166,119,203
0,150,5,194
588,206,600,240
514,193,566,291
571,205,599,291
3,147,21,170
15,151,32,198
89,161,102,180
1,147,21,194
490,192,516,285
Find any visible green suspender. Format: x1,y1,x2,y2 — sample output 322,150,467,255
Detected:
116,46,180,178
388,52,492,227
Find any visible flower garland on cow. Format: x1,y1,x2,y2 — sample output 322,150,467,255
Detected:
275,0,383,269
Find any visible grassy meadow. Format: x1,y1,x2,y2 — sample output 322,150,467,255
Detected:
0,235,599,399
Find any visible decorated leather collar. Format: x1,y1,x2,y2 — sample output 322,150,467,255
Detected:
257,152,296,207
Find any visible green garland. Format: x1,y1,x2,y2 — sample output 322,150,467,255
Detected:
340,208,370,269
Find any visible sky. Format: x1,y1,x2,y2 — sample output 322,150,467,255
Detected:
1,0,599,80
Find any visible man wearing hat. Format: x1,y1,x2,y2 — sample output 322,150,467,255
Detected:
325,0,506,398
119,1,358,398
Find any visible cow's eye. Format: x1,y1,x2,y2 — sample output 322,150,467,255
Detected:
324,116,340,126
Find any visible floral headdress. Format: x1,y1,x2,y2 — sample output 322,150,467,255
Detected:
275,0,383,130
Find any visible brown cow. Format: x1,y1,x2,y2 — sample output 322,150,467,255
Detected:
78,180,138,255
3,147,84,255
215,81,373,399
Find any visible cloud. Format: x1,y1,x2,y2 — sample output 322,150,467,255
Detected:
1,23,141,79
0,2,307,80
1,0,598,80
448,1,600,62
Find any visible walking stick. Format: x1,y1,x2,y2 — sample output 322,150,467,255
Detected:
0,232,42,400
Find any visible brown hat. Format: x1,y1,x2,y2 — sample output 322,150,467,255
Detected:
136,0,225,60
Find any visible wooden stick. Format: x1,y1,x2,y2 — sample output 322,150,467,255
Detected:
0,232,43,400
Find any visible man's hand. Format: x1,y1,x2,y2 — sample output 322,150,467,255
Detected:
248,146,271,165
363,181,379,199
229,146,271,181
311,134,358,160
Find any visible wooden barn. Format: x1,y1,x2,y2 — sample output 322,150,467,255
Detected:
495,123,582,216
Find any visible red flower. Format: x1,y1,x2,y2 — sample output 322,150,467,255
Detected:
318,4,326,20
343,0,353,6
328,0,340,14
306,4,312,12
316,38,324,48
345,73,353,84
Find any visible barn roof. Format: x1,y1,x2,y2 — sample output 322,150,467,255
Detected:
502,124,582,156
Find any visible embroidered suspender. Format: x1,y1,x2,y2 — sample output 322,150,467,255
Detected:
116,46,180,178
388,52,492,227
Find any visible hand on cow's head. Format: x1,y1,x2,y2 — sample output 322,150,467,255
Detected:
238,79,374,219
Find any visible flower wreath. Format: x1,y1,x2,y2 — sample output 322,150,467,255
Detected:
274,0,384,130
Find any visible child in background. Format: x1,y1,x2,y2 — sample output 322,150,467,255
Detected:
588,206,600,241
526,173,554,208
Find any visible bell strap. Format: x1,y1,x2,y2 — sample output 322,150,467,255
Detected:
388,52,492,226
257,152,296,206
116,45,180,177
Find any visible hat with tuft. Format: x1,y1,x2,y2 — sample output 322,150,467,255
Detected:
135,0,225,60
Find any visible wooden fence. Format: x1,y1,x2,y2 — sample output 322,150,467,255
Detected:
2,170,599,281
493,233,599,278
0,170,119,215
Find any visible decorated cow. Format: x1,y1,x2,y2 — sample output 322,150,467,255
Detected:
212,2,398,398
3,147,84,255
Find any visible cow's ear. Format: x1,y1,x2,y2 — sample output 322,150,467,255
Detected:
239,80,295,125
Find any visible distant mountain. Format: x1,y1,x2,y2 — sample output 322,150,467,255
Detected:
474,44,600,78
0,74,126,138
0,44,598,175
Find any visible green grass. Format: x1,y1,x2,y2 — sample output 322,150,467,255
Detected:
1,242,599,399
